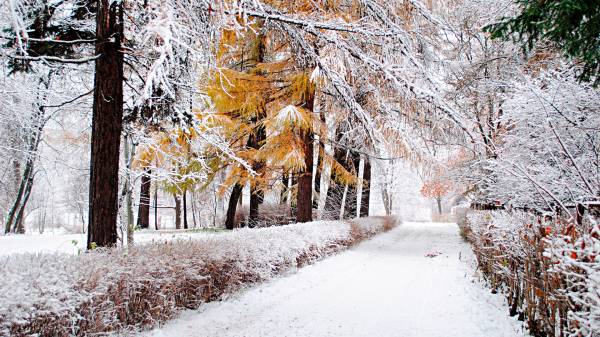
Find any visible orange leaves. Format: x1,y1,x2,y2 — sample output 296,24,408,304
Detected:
420,179,452,199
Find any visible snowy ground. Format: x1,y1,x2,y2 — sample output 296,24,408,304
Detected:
135,222,529,337
0,229,224,256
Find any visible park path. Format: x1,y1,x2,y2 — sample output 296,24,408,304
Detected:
140,222,528,337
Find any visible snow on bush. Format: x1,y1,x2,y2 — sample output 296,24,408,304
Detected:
0,216,398,337
465,210,599,337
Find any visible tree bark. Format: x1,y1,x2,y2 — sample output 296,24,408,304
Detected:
248,124,266,226
183,189,189,229
136,168,151,229
297,128,314,222
174,194,182,229
360,159,371,217
87,0,124,249
437,197,442,215
225,184,244,230
296,90,315,223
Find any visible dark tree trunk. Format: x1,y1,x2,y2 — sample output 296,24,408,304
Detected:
87,0,124,249
225,184,244,230
13,170,34,234
360,158,371,217
183,189,189,229
5,160,33,234
296,91,315,223
249,188,263,227
136,169,151,229
437,197,442,215
248,123,266,227
280,173,289,204
576,203,585,225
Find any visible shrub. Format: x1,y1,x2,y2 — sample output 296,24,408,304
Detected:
0,217,398,337
465,210,599,337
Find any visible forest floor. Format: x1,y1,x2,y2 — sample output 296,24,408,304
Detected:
135,222,529,337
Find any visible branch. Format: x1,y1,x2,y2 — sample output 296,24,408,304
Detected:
42,89,93,109
8,54,100,64
225,8,395,37
548,119,595,195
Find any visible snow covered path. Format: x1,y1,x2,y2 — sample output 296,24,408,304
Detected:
139,222,528,337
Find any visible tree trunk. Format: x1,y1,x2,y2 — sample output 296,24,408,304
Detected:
312,134,320,207
344,151,360,218
339,184,349,220
87,0,124,249
191,191,198,228
317,143,333,219
360,159,371,217
296,89,315,223
5,160,33,234
5,73,50,234
297,129,314,222
183,189,189,229
225,184,243,230
248,124,266,226
437,197,442,215
174,194,182,229
124,137,134,245
382,188,392,216
13,171,34,234
136,168,151,229
249,188,262,228
154,185,159,230
355,155,365,218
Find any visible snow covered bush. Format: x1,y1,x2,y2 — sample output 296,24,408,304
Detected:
465,210,599,337
0,217,398,337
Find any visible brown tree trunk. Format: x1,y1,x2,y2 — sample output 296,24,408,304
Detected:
136,168,151,229
174,194,182,229
360,158,371,217
225,184,243,230
296,116,314,222
87,0,124,249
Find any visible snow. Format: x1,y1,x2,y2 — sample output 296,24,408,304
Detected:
0,229,223,256
1,218,394,336
136,222,528,337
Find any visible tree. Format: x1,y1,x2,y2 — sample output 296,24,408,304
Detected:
486,0,600,85
420,179,452,215
87,0,124,248
136,168,152,229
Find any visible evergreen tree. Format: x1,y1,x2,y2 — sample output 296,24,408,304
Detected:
486,0,600,85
